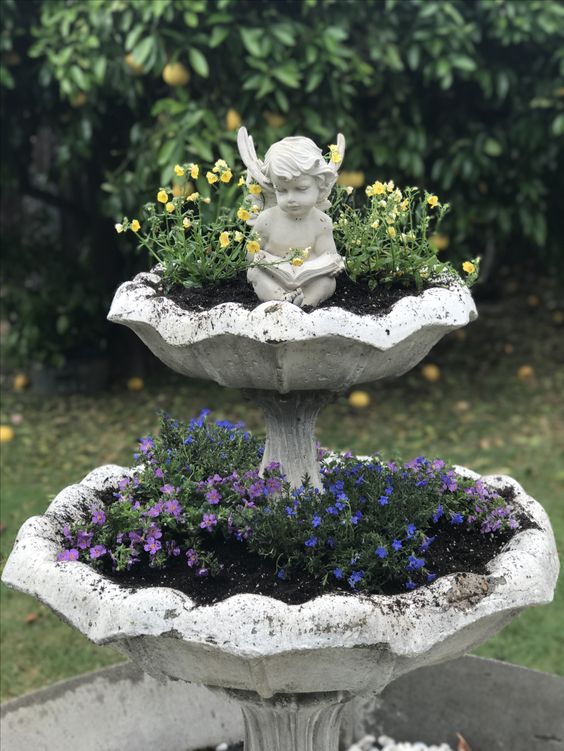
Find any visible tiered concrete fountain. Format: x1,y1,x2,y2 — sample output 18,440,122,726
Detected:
2,129,558,750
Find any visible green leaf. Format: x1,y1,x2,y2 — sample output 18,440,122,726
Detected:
189,48,209,77
452,55,477,73
272,64,300,88
240,28,263,56
158,139,177,167
552,114,564,137
125,25,144,52
209,26,230,48
484,138,503,157
271,24,295,46
407,45,420,70
305,69,324,93
132,37,155,67
94,57,106,83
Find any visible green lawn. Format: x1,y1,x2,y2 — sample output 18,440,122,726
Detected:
1,288,563,701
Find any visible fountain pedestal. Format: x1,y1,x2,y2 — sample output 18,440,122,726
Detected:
247,389,335,489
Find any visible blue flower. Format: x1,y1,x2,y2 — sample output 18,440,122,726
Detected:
326,506,338,515
427,573,437,582
378,496,389,506
406,523,417,538
348,570,365,589
375,546,388,559
312,515,321,528
432,504,444,523
392,539,403,551
351,510,363,525
277,568,286,580
405,579,417,590
285,506,297,518
451,513,464,525
333,567,344,579
406,555,425,571
304,536,317,547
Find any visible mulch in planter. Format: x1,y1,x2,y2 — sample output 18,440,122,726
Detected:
157,271,433,317
102,487,533,607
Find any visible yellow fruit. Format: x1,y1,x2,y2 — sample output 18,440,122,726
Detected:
226,108,242,131
13,373,29,391
421,363,441,382
124,53,144,75
162,62,190,86
348,390,371,408
70,92,87,108
263,111,286,128
127,376,144,392
0,425,15,443
430,233,450,251
517,365,534,381
337,171,365,188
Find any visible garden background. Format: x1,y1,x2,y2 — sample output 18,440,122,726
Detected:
1,0,563,701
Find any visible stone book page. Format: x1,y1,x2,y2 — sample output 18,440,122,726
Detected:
260,254,342,288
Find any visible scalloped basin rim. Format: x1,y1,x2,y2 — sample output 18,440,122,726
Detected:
108,275,478,350
2,462,558,660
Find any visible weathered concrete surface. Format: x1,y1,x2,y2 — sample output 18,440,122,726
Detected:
1,464,558,703
107,272,477,392
2,657,563,751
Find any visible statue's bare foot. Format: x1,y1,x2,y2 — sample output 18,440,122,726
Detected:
283,288,305,307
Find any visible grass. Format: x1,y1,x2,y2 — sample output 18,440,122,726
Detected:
1,280,563,701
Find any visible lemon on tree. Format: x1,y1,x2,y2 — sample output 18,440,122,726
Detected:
162,62,190,86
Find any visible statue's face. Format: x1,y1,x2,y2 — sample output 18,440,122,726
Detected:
273,174,319,218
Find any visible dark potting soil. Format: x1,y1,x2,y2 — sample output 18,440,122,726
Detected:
159,271,430,317
102,487,533,607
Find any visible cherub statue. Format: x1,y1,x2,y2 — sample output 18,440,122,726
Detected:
237,127,346,307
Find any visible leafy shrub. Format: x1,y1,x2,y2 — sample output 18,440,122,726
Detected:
58,412,518,594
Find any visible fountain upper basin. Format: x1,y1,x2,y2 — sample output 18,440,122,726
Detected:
108,272,477,393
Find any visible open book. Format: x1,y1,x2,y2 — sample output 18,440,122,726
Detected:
255,254,343,289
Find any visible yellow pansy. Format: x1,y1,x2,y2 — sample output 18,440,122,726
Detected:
400,199,409,211
373,181,386,195
114,223,124,233
130,219,141,232
165,202,175,213
462,261,476,274
238,176,245,187
427,194,439,208
183,217,191,229
237,207,251,221
157,190,168,203
174,164,185,177
220,169,233,183
246,240,261,254
371,220,380,229
190,163,199,179
187,192,200,202
248,183,262,195
206,171,219,184
329,144,342,164
213,159,228,173
234,231,244,242
291,257,304,267
365,185,374,197
219,231,231,248
387,226,397,238
386,180,394,192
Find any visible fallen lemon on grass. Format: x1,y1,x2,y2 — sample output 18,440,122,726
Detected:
348,390,371,408
127,377,144,392
517,365,535,381
162,62,190,86
12,373,29,391
421,363,441,382
0,425,15,443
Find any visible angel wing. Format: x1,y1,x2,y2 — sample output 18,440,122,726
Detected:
237,127,277,219
330,133,346,175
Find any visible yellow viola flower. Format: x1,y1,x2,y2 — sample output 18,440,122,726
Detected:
234,231,244,242
302,246,311,259
386,180,394,192
246,240,261,254
187,192,200,202
220,169,233,183
371,220,380,229
329,144,342,164
114,223,124,233
130,219,141,232
365,185,374,197
237,207,251,221
291,257,304,267
373,181,386,195
219,231,231,248
157,190,168,203
226,108,242,131
400,199,409,211
165,201,175,213
174,164,185,177
462,261,476,274
190,163,199,179
387,226,397,238
183,217,191,229
427,194,439,208
250,205,260,213
238,176,246,187
206,171,219,184
248,183,262,195
213,159,228,173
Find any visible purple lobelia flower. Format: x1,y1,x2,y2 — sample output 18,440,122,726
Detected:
89,545,106,559
144,537,162,555
205,488,222,505
163,498,182,518
76,530,93,549
186,548,199,567
57,548,79,562
199,513,217,531
91,508,106,525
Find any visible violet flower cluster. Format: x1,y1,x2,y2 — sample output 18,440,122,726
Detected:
57,411,519,593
